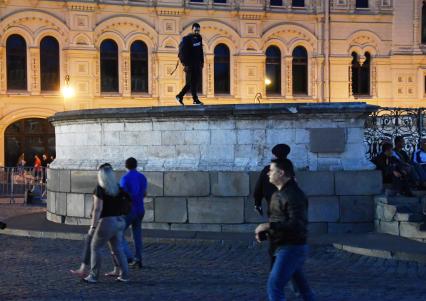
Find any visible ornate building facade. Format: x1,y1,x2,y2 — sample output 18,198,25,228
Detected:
0,0,423,165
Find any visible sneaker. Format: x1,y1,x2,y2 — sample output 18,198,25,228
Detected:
129,260,143,269
193,99,203,105
104,270,120,277
83,275,97,283
70,269,87,278
176,95,184,105
116,276,130,282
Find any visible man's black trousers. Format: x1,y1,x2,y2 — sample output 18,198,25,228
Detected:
177,65,201,101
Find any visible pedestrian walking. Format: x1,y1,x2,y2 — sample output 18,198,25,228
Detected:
118,157,147,269
81,163,131,283
255,159,315,301
175,22,204,105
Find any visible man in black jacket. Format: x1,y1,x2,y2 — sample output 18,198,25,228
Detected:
255,159,315,301
254,144,290,216
176,23,204,105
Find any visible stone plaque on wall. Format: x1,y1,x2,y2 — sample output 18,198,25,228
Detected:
309,128,346,153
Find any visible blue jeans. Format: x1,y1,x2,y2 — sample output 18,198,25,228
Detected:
122,211,144,262
267,245,315,301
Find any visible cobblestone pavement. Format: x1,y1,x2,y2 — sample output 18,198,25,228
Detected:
0,204,44,221
0,235,425,301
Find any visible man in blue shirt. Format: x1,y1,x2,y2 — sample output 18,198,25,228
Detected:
120,157,147,268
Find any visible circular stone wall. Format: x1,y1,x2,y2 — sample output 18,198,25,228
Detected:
46,103,382,234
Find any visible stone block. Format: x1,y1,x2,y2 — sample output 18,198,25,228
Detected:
211,130,237,145
200,144,235,162
308,223,328,235
244,197,268,223
162,131,186,145
155,197,188,223
65,216,90,226
296,171,334,196
188,197,244,224
56,192,67,216
171,223,221,232
249,171,261,194
144,209,154,222
125,122,153,131
67,193,85,217
144,172,164,196
308,197,340,222
399,222,426,239
46,211,63,224
266,129,295,145
47,191,56,213
377,220,399,235
382,203,398,222
103,122,124,132
309,128,346,153
59,170,71,193
142,222,171,230
375,203,384,220
164,172,209,196
339,196,374,222
70,170,98,194
211,172,250,197
335,171,382,195
221,224,257,233
184,131,210,145
328,223,374,234
144,197,154,210
84,194,93,218
47,169,59,191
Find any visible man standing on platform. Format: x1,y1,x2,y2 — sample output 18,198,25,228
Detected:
255,159,315,301
120,157,148,268
176,22,204,106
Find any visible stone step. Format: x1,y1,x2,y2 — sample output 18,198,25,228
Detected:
376,202,422,222
400,222,426,239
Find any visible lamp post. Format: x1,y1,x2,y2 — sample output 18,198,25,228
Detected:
61,75,75,110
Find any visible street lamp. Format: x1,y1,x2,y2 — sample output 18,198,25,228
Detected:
61,75,75,99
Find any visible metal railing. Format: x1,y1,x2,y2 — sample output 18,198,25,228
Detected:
364,108,426,160
0,166,47,204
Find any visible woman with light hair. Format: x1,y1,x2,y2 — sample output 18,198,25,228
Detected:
71,163,130,283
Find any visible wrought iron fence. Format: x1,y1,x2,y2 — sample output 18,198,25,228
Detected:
0,167,47,204
364,108,426,160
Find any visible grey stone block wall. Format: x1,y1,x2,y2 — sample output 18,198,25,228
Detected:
47,168,382,233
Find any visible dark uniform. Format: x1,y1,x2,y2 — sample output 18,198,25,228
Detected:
176,33,204,104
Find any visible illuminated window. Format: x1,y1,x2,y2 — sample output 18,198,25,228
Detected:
351,52,371,96
100,39,119,93
7,34,27,90
40,36,60,91
292,46,308,95
130,41,148,93
214,44,230,95
266,46,281,95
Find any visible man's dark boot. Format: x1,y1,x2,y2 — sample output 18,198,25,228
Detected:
176,95,184,105
193,98,203,105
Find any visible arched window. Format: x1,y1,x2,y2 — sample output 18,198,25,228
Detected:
270,0,283,5
131,41,148,93
422,2,426,44
266,46,281,95
356,0,369,8
351,52,370,96
214,44,230,94
292,46,308,95
40,36,60,92
100,39,119,93
7,34,27,90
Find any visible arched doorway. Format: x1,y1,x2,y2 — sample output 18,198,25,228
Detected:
4,118,55,167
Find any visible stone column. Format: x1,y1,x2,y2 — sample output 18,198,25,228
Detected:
0,46,6,94
29,47,40,95
206,53,214,98
285,56,293,98
122,51,131,97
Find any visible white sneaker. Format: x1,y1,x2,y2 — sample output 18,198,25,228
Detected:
116,276,130,282
83,275,97,283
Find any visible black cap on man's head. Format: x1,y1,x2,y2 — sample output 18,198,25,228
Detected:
272,144,291,160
